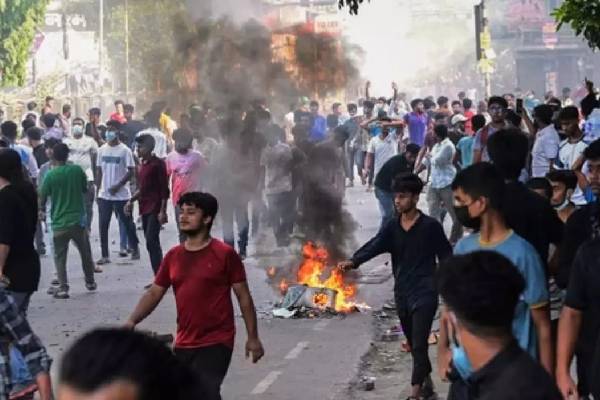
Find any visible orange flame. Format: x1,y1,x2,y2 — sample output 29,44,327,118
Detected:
313,293,330,309
297,242,358,312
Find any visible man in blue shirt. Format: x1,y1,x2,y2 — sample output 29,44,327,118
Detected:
437,163,553,399
308,101,327,142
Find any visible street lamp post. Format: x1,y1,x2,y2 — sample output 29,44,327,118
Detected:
99,0,104,93
125,0,130,95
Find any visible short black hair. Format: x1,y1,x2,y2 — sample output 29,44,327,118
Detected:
52,143,70,162
1,121,18,140
487,128,529,180
172,128,193,143
177,192,219,220
26,101,37,111
0,148,25,182
533,104,554,125
410,99,423,110
25,127,43,141
434,124,448,139
558,106,579,121
60,328,201,400
406,143,421,156
45,96,54,102
72,117,85,125
363,100,375,110
135,134,156,151
42,113,56,129
21,118,36,132
437,96,449,107
105,120,123,131
451,100,461,108
423,98,436,110
472,114,487,132
347,103,357,112
62,104,71,114
144,110,161,128
124,104,134,113
451,162,505,210
44,137,61,149
462,98,473,110
488,96,508,109
88,107,101,117
584,138,600,160
546,169,578,191
309,100,319,108
526,177,552,199
391,173,424,195
114,99,125,106
436,251,525,337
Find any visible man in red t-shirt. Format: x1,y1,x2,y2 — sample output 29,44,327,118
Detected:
125,192,264,400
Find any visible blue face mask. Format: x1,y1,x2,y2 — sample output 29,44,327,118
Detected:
448,312,473,380
451,342,473,380
105,130,117,142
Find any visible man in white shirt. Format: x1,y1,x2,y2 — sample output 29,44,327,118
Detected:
557,106,589,205
531,104,560,177
95,121,140,264
421,125,463,244
136,111,168,159
365,124,399,229
0,120,38,181
64,117,98,232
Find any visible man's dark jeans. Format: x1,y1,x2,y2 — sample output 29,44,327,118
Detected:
398,301,437,386
175,344,233,400
142,213,163,274
267,191,294,246
97,198,139,258
221,198,249,256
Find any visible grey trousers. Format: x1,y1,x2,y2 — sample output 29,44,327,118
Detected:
427,184,463,244
52,225,96,291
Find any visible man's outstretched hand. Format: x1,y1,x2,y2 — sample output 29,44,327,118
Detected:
337,260,355,272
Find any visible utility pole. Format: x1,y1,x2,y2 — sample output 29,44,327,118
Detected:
99,0,104,92
475,0,492,98
125,0,130,95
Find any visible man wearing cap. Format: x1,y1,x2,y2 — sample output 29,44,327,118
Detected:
449,114,468,145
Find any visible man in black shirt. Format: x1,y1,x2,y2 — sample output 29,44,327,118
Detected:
339,173,451,399
122,104,147,150
437,251,561,400
580,79,600,119
558,139,600,289
24,127,48,168
487,128,564,271
557,238,600,400
373,143,420,229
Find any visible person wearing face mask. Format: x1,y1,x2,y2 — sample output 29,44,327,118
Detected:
339,173,451,400
547,169,578,223
437,251,561,400
95,121,140,265
64,118,98,233
438,163,552,400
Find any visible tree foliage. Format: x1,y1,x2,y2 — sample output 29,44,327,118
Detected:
105,0,188,92
553,0,600,50
0,0,49,86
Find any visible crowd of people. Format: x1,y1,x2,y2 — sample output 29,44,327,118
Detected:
0,78,598,399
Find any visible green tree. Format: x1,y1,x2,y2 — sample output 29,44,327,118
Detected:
0,0,49,86
553,0,600,50
105,0,188,92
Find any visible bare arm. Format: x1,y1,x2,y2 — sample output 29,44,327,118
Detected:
473,149,482,164
95,166,103,195
233,281,264,363
125,284,168,327
364,152,374,176
556,306,582,399
0,245,8,276
437,307,452,380
531,305,553,375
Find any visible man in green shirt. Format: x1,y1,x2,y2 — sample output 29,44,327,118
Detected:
39,143,97,299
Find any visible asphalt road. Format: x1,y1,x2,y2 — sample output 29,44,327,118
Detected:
30,183,401,399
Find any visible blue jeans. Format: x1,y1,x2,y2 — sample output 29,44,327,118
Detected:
97,198,139,258
118,213,128,251
375,187,395,230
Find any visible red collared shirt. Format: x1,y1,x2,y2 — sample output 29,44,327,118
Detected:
138,155,169,215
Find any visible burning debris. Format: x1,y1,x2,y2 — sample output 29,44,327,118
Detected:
271,242,369,318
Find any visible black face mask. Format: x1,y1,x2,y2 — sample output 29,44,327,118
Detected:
454,206,481,231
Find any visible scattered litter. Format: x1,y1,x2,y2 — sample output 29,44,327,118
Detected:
360,376,376,391
272,308,297,319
